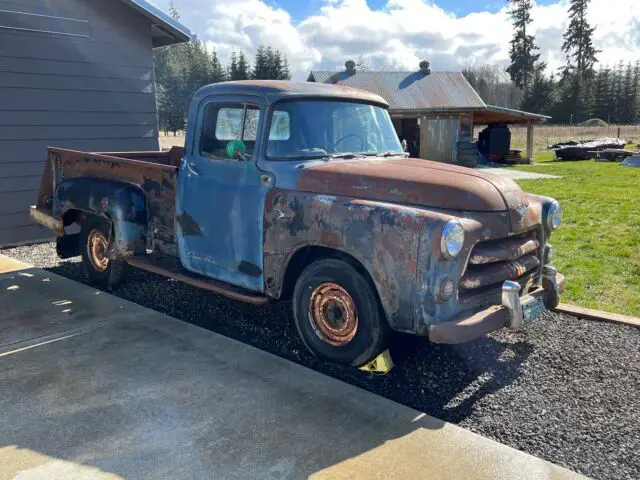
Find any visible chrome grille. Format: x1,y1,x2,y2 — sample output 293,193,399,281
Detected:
460,231,541,294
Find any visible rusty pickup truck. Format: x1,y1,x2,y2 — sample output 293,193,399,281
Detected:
30,80,564,367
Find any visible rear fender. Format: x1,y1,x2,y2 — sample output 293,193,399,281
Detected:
53,178,147,258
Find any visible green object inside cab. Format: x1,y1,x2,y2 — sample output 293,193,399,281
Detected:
226,139,246,159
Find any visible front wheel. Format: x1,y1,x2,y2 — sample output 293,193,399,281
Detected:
292,259,389,367
81,217,127,288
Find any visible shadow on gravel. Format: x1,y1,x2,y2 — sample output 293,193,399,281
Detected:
45,261,533,424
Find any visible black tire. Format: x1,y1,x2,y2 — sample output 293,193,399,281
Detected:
81,216,127,288
292,258,389,367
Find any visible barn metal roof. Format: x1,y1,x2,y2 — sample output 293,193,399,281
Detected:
121,0,191,47
308,70,487,113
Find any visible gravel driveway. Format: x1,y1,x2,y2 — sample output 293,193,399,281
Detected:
3,243,639,480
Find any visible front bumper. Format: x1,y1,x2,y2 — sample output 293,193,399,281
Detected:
428,268,565,344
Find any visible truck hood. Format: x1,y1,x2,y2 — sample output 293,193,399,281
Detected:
297,157,525,213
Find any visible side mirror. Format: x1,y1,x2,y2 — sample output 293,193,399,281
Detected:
226,139,247,160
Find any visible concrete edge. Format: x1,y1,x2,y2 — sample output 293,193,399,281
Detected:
554,304,640,328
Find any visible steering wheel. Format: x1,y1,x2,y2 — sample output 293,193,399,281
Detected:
331,133,364,151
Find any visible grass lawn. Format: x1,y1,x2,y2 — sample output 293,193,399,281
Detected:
514,151,640,317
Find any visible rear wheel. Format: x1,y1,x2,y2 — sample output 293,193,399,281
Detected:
81,217,127,288
292,259,388,367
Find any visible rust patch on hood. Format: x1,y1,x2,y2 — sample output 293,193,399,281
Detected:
297,158,511,212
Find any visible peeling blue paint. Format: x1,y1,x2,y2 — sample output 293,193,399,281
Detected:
53,177,147,257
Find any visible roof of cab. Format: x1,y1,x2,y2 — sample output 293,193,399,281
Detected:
194,80,389,107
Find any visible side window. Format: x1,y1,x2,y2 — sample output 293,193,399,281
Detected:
201,103,261,159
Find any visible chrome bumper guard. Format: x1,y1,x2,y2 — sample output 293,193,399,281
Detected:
501,281,524,328
502,265,561,329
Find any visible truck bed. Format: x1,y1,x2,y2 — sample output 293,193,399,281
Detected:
95,147,185,167
34,146,184,254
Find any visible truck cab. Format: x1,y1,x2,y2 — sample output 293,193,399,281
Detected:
31,81,565,367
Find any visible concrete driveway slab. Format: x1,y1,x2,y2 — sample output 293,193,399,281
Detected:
0,258,584,480
1,267,129,352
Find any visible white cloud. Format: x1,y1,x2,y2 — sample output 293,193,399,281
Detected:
151,0,640,78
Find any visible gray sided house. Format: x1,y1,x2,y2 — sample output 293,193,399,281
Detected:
308,61,548,165
0,0,189,246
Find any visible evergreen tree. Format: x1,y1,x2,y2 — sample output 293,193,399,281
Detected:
270,48,284,79
281,56,291,80
155,23,292,132
611,61,625,123
521,69,555,114
237,51,251,80
633,60,640,123
252,46,291,80
161,53,190,134
265,47,277,79
620,62,637,124
506,0,542,91
186,36,211,93
591,67,614,122
551,75,591,124
209,49,226,83
561,0,599,79
228,52,238,80
252,45,270,80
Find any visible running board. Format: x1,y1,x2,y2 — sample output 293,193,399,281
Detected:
126,255,270,305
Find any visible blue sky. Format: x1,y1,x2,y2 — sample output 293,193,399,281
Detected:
153,0,640,79
266,0,559,23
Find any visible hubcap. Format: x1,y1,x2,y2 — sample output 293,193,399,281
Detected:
308,283,358,346
87,229,109,272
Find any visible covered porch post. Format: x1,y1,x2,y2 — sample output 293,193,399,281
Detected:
526,120,534,164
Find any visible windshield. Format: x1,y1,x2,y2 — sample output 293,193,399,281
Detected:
266,99,403,159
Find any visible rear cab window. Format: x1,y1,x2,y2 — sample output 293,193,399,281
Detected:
200,103,261,159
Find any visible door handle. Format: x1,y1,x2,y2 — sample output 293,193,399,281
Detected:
186,161,200,176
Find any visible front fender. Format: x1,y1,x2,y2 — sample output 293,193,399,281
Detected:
53,177,147,258
526,193,558,240
264,189,456,333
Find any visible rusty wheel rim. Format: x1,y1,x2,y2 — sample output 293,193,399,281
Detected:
308,283,358,347
87,229,109,272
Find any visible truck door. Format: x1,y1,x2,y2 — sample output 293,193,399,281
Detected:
176,95,268,292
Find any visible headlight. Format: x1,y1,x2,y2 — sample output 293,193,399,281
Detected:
441,219,465,259
547,201,562,231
